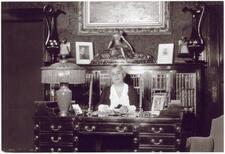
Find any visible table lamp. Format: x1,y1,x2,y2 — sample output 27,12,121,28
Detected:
41,58,86,116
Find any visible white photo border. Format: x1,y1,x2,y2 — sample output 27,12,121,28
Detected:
157,43,174,64
151,93,167,113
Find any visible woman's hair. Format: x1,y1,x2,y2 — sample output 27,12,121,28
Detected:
110,64,126,77
110,64,133,85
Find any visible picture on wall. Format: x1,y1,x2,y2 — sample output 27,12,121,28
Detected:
78,1,170,35
75,42,94,64
157,43,174,64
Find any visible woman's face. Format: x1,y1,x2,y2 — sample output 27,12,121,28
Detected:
111,67,124,85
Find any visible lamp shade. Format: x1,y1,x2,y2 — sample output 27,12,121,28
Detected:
41,60,86,84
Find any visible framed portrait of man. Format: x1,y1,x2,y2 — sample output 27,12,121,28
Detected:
75,42,94,64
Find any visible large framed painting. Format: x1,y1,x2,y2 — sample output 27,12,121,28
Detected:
78,1,170,35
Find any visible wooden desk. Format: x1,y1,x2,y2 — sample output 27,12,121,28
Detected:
34,115,182,152
74,116,182,152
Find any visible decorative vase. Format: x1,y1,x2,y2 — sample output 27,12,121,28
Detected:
43,5,65,63
56,83,72,117
183,3,205,62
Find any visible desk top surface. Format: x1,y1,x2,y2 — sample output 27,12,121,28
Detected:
34,114,181,123
76,117,181,124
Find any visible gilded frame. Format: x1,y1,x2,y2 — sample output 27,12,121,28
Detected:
78,1,171,35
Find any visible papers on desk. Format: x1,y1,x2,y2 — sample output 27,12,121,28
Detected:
97,104,136,115
92,104,137,117
72,104,82,115
91,110,139,117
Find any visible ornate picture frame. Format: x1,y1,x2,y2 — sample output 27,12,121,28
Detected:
75,42,94,64
78,1,170,35
151,93,167,115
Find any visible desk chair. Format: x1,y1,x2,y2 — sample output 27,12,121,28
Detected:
186,115,224,152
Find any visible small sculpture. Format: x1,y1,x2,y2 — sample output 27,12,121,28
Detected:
107,31,135,59
178,37,189,54
91,31,155,64
183,3,205,62
60,38,70,58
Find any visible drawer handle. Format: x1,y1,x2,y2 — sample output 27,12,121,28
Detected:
84,125,96,132
51,136,61,143
50,125,62,131
151,139,163,145
57,148,61,152
151,127,163,133
116,126,127,132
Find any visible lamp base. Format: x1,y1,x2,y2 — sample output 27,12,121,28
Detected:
56,83,72,117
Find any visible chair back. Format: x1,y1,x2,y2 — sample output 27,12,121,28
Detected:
210,115,224,152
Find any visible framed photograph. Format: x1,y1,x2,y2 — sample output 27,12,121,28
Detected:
151,93,167,114
75,42,93,64
78,1,170,35
157,43,174,64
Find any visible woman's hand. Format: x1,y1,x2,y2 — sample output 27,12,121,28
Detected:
114,105,136,114
128,105,136,112
113,105,128,114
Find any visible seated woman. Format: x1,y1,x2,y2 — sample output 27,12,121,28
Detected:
97,65,139,113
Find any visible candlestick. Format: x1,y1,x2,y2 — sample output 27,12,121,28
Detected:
88,73,93,114
139,76,143,112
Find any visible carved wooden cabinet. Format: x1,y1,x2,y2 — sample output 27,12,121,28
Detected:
138,120,181,152
33,110,182,152
34,116,75,152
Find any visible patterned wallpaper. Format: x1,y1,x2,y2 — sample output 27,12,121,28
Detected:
2,1,206,61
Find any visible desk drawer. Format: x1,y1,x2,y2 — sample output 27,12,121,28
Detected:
36,122,73,133
37,133,74,144
139,124,181,134
139,135,180,146
78,123,134,134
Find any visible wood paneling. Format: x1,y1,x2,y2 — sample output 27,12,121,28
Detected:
2,15,44,151
201,4,224,136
